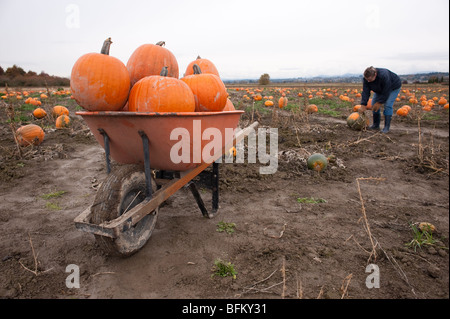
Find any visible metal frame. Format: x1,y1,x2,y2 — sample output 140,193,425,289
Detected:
75,121,259,239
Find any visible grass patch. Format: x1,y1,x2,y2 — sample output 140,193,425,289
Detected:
245,101,271,114
212,259,237,279
18,103,36,112
309,97,351,109
297,197,327,204
41,190,66,199
284,103,300,111
216,221,236,234
405,223,436,252
45,202,61,210
422,113,441,121
318,108,341,117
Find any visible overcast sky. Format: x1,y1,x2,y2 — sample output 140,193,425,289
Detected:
0,0,448,80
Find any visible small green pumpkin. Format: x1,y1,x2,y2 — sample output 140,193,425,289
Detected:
307,153,328,172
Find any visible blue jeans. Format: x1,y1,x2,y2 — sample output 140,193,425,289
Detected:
372,88,401,116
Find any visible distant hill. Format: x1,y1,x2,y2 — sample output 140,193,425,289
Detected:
224,72,449,85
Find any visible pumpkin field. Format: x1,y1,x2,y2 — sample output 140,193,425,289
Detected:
0,82,448,300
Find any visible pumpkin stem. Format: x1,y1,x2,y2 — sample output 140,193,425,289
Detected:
193,64,202,75
101,37,113,55
156,41,166,47
160,66,168,76
196,55,201,59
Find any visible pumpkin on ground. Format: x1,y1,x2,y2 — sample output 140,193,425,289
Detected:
127,41,179,86
396,106,409,117
253,94,262,101
32,107,47,119
180,64,227,112
16,124,45,146
265,100,274,107
422,105,432,112
306,104,318,113
278,96,288,108
307,153,328,172
347,112,369,130
71,38,130,112
56,114,71,128
184,56,220,77
418,222,436,233
53,105,69,117
438,97,447,106
353,105,362,112
402,105,411,112
128,67,195,113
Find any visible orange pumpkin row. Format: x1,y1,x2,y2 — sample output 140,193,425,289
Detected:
70,38,232,113
32,105,69,119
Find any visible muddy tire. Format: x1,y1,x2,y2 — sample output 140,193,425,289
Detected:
91,165,158,257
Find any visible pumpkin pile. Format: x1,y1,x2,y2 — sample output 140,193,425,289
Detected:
30,104,71,128
396,105,411,117
70,38,232,113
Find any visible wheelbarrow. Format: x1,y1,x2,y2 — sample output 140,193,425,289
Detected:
73,110,258,256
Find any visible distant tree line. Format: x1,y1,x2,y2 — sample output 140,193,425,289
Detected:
428,76,445,84
0,64,70,87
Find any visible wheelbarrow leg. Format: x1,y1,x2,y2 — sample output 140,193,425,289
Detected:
139,130,153,199
188,161,219,219
98,128,111,174
212,161,219,212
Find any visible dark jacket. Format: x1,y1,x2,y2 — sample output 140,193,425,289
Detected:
361,68,401,106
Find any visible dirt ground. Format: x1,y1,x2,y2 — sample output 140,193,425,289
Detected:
0,85,448,301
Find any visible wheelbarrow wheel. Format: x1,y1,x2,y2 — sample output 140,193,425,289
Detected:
91,165,158,257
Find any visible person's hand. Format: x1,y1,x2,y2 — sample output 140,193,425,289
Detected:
372,102,382,112
358,105,366,113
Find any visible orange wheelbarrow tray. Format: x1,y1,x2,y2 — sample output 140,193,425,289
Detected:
73,110,258,256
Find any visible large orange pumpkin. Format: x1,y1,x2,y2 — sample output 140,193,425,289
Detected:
396,106,409,117
180,64,227,112
438,97,447,106
366,98,373,110
70,38,130,111
347,112,369,130
306,104,318,113
52,105,69,117
32,107,47,119
265,100,274,107
127,41,179,86
16,124,45,146
128,67,195,113
278,96,288,108
223,98,236,111
56,114,71,128
184,56,220,77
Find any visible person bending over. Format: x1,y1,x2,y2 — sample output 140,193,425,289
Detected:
359,66,401,133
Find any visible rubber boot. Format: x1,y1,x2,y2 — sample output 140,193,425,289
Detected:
368,112,380,130
381,115,392,133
